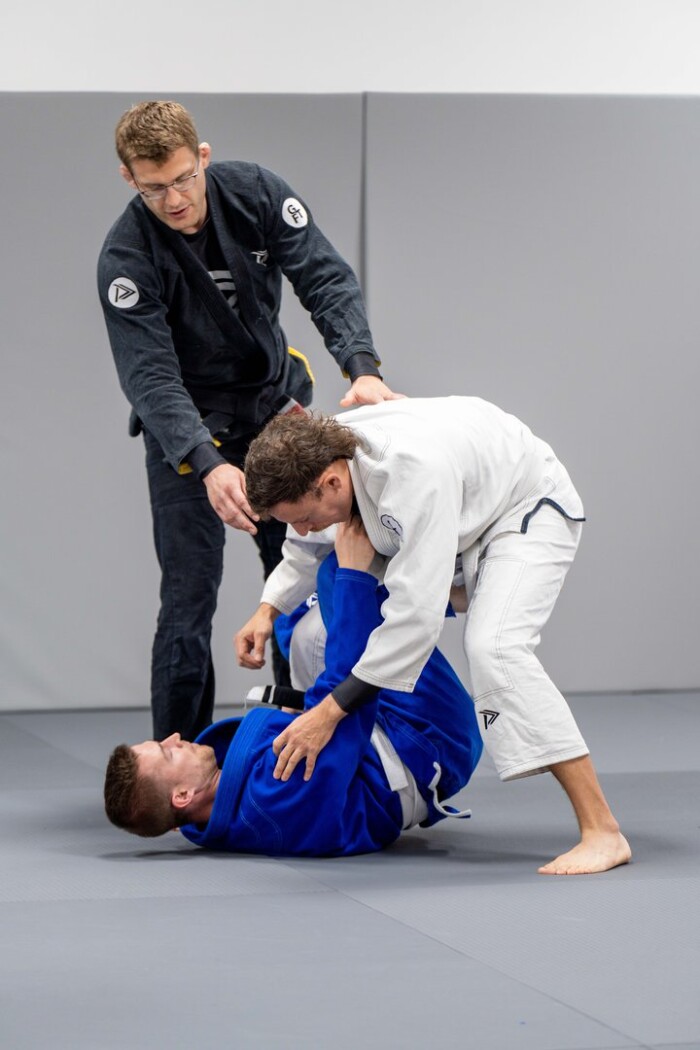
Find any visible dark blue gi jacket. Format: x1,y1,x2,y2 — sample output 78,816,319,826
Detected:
97,162,376,470
181,562,483,857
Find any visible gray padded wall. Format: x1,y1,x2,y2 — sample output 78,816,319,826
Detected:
1,93,364,713
2,92,698,714
365,94,700,692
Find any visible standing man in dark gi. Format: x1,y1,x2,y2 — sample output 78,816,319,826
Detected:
98,100,399,742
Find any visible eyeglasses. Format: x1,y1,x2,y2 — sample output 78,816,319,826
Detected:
135,164,200,201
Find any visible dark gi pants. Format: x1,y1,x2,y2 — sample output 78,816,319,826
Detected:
144,429,290,741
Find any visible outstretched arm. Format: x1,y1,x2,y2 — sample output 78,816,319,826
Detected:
256,168,403,408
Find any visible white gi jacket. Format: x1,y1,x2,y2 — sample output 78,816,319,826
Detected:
260,396,582,693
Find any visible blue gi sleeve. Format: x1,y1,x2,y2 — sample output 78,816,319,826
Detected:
222,566,395,855
255,166,380,375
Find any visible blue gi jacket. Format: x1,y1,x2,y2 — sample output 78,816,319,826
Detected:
97,162,376,470
181,562,482,857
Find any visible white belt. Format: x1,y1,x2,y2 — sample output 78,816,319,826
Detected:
370,725,428,829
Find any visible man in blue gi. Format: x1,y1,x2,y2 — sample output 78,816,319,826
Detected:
103,521,482,856
97,100,400,743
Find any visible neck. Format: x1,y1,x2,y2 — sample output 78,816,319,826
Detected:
182,768,221,826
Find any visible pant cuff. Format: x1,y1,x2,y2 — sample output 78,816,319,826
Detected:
499,746,590,782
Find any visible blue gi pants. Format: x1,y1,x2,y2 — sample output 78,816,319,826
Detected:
144,429,290,741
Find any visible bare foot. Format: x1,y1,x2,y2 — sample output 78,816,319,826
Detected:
538,831,632,875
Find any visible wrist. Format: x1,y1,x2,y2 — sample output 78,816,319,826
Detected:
202,462,231,487
260,602,281,624
345,351,382,383
323,694,347,722
187,442,228,480
332,673,379,713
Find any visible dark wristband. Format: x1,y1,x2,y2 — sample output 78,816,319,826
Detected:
332,672,380,713
185,441,228,480
345,351,383,383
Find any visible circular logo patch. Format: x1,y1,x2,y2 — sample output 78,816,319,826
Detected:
108,277,140,309
282,198,308,228
380,514,403,538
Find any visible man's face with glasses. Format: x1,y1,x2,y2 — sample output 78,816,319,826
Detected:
120,144,211,234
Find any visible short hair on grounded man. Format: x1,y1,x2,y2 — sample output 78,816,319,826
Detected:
104,744,178,838
244,413,362,515
115,100,199,167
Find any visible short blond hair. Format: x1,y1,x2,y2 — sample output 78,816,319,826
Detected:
115,100,199,167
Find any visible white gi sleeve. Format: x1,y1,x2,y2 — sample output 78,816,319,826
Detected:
260,527,335,614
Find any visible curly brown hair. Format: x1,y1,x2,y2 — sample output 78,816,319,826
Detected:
244,412,361,515
104,744,178,838
115,100,199,167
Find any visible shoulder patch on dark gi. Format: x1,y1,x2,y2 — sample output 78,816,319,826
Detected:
107,277,140,309
281,198,308,229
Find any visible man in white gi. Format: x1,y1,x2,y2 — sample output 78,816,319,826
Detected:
234,396,631,875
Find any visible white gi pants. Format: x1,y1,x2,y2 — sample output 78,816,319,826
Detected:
290,463,589,784
288,601,327,690
463,505,589,781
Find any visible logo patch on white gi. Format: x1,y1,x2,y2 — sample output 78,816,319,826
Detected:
481,709,500,730
282,198,308,228
108,277,139,309
380,514,403,538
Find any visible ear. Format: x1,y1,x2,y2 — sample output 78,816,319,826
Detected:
323,460,349,492
199,142,212,169
171,786,196,811
120,164,137,189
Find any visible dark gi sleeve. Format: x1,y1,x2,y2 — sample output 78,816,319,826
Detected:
255,166,381,376
97,241,213,471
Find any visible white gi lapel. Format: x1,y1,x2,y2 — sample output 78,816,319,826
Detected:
348,459,401,557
